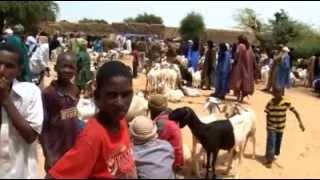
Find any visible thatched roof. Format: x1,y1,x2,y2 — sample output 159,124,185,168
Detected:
41,22,255,44
164,27,256,44
41,22,114,36
111,22,165,37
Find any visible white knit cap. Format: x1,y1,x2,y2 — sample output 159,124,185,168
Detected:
4,28,13,35
282,46,290,52
129,116,158,145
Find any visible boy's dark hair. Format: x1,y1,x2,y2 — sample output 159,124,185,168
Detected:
96,61,133,91
39,31,49,37
0,43,22,64
57,52,76,65
207,40,213,49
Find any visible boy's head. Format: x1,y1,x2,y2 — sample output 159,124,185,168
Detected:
0,43,22,83
94,61,133,124
129,116,158,145
148,95,168,119
55,52,77,83
273,88,283,100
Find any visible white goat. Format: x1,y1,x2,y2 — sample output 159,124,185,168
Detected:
126,94,149,122
77,97,96,122
190,99,256,178
146,62,180,94
261,65,270,85
164,89,185,103
189,68,202,89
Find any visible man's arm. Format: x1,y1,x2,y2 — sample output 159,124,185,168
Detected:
3,99,39,143
0,78,42,144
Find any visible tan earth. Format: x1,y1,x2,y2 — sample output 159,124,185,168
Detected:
38,57,320,178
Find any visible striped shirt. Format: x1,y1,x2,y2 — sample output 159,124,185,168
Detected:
265,98,295,132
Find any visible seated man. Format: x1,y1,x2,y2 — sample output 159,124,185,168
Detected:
148,95,184,171
130,116,175,179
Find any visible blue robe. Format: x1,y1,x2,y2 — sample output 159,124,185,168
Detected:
215,51,231,97
188,49,200,72
93,39,103,53
276,54,291,89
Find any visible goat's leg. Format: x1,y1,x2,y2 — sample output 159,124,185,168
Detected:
234,146,244,179
193,147,204,178
206,152,211,179
243,136,249,155
192,136,197,158
252,132,256,159
145,78,149,92
224,148,236,175
211,149,219,179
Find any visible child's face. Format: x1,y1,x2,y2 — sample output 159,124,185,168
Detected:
0,50,21,83
55,56,77,82
273,90,283,100
95,76,133,123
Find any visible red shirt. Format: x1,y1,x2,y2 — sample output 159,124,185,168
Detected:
49,117,137,179
154,112,184,168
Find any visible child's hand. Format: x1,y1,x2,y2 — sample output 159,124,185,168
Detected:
299,123,305,132
0,76,10,105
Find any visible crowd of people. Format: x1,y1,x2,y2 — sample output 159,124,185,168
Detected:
0,23,312,179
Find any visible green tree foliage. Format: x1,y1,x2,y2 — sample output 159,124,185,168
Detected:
0,1,59,32
124,12,163,24
235,8,320,58
269,9,299,45
179,11,206,41
234,8,264,33
78,18,108,24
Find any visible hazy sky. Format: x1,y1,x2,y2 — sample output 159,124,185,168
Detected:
56,1,320,30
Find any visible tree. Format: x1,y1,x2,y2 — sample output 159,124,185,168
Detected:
123,17,135,23
179,11,206,41
269,9,299,45
233,8,264,33
0,1,59,32
123,12,163,24
234,8,320,58
78,18,108,24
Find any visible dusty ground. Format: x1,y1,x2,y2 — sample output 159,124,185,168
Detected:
38,57,320,178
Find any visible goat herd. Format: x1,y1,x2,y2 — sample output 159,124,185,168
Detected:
56,47,302,179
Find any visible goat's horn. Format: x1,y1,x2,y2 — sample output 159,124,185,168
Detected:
215,104,222,113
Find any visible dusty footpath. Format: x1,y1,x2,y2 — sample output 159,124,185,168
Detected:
38,58,320,178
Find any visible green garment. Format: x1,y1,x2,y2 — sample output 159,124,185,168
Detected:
69,38,79,54
76,51,92,90
6,35,31,82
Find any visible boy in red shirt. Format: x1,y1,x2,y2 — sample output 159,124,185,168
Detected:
48,61,137,179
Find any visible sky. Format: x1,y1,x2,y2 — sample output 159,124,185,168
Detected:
56,1,320,30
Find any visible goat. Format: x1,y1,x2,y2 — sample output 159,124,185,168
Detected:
261,65,270,85
169,107,235,179
126,94,149,122
145,62,180,94
188,68,202,88
169,102,256,179
221,103,256,178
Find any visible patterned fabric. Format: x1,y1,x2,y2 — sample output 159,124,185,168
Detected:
41,81,82,171
265,98,295,132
